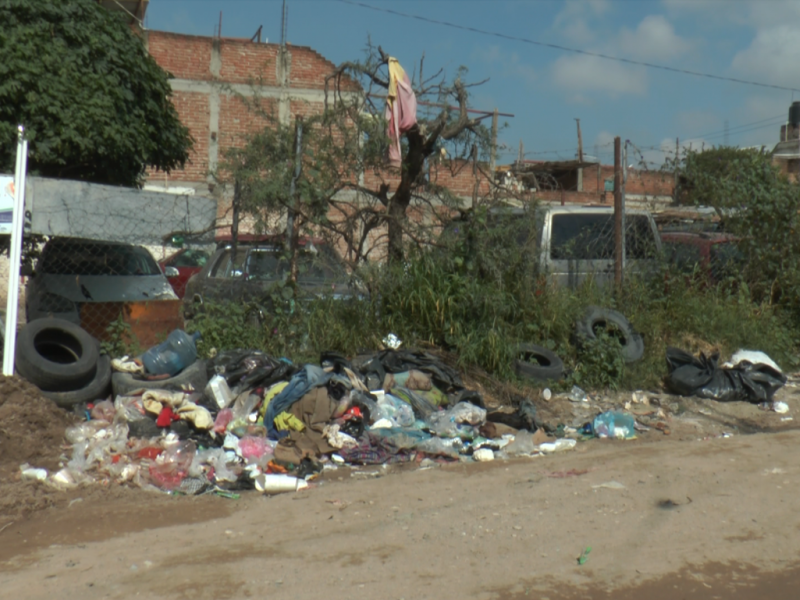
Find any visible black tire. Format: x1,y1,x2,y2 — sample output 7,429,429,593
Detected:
575,306,644,363
514,343,565,382
40,354,112,408
15,318,99,391
111,359,209,397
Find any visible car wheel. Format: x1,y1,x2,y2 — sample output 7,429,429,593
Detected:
15,318,99,391
574,306,644,363
111,359,208,397
41,354,112,408
514,343,565,382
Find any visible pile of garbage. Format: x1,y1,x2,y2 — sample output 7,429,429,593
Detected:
19,329,597,495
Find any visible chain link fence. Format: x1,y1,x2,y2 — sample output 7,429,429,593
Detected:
16,177,218,352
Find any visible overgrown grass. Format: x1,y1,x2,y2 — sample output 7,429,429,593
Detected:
186,248,799,393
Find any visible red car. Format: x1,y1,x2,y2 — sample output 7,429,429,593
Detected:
159,248,210,299
660,232,743,284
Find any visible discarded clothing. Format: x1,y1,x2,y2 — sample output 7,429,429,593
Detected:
383,370,432,392
385,57,417,168
260,381,290,418
265,364,332,439
665,347,786,403
337,434,410,465
355,349,464,395
274,412,305,432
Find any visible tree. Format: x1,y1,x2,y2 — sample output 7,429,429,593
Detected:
0,0,192,187
680,146,800,306
222,44,491,266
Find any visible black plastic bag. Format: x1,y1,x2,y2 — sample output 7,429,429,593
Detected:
665,347,786,403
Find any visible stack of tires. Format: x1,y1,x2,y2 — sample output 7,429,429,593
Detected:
15,318,111,408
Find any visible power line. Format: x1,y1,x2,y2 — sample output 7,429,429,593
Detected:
335,0,800,93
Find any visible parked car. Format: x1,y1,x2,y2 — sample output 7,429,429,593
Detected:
159,247,211,299
660,231,743,284
26,237,179,324
183,236,360,321
442,205,662,288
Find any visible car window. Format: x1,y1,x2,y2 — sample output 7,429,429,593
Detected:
550,214,615,260
245,246,343,282
168,249,209,268
710,242,743,279
663,241,703,273
626,215,659,259
39,241,161,276
209,249,247,279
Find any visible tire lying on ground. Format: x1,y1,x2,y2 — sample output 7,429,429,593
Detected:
15,318,100,391
514,343,565,382
574,306,645,364
41,354,112,408
111,359,209,397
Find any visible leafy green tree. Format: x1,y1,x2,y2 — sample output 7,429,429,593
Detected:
0,0,192,186
680,146,800,307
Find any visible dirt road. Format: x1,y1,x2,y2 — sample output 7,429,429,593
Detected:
2,425,800,599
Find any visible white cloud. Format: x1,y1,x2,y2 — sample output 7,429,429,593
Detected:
617,15,692,61
553,0,611,44
552,54,647,98
732,25,800,89
549,13,690,98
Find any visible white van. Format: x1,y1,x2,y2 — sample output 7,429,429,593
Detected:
443,204,662,288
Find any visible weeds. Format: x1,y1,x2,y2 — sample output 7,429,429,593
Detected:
185,217,799,391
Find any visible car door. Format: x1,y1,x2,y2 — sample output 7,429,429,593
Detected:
545,212,617,288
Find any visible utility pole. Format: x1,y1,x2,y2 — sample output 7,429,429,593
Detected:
231,179,240,261
575,118,584,192
490,108,499,175
674,137,679,203
614,136,622,287
518,139,524,164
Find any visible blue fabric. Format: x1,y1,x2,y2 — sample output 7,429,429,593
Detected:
266,364,331,439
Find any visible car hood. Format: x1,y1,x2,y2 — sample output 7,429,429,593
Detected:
37,274,179,303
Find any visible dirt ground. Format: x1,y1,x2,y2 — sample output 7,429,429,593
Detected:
2,377,800,598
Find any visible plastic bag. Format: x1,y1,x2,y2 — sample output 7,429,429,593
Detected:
504,432,536,456
426,402,486,439
369,427,431,451
148,441,196,490
415,437,462,459
90,400,116,423
377,394,415,428
238,436,272,462
665,347,786,403
389,387,436,419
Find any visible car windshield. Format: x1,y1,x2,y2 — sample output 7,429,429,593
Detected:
39,241,162,276
710,241,743,279
550,214,657,260
663,240,703,273
167,249,209,268
211,245,345,283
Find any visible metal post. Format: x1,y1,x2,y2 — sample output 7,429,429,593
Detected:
231,179,240,261
622,141,628,275
674,137,679,203
575,118,583,192
4,126,28,376
613,136,622,287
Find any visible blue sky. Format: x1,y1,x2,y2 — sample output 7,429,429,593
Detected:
147,0,800,168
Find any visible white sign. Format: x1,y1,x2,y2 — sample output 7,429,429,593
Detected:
0,175,14,234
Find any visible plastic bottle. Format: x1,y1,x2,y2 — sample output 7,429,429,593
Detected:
142,330,201,376
592,411,636,439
